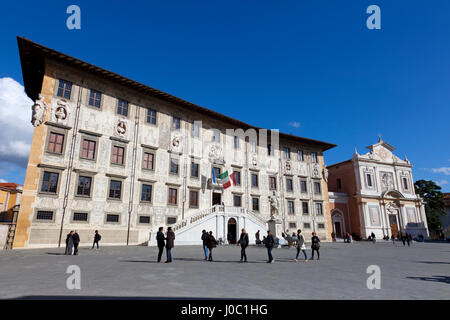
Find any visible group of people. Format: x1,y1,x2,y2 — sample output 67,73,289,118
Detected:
65,230,102,255
156,227,176,263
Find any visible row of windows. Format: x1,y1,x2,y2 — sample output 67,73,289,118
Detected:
35,210,178,226
288,222,326,230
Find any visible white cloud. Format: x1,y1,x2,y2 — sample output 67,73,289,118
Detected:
431,167,450,176
0,77,33,167
0,178,7,183
435,180,448,186
289,121,301,128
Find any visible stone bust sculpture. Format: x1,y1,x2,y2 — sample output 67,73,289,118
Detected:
31,94,48,127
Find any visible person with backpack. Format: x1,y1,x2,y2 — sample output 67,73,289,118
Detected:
238,228,249,262
92,230,101,249
206,231,218,261
294,229,308,262
201,230,209,260
265,230,275,263
310,232,320,260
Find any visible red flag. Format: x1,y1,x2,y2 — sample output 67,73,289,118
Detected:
230,172,237,186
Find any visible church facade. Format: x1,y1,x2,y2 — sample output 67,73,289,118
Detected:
327,138,429,239
14,37,336,248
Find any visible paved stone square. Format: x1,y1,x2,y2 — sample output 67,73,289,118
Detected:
0,241,449,299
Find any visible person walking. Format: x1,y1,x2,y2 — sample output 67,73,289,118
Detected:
294,229,308,262
238,228,249,262
206,231,218,261
371,232,376,244
201,230,209,260
310,232,320,260
265,230,275,263
165,227,175,263
92,230,101,249
73,231,80,255
401,232,406,246
65,231,74,255
406,232,411,246
255,230,261,245
156,227,166,263
391,234,396,245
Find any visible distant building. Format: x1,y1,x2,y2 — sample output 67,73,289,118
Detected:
441,193,450,237
327,138,429,239
0,183,22,222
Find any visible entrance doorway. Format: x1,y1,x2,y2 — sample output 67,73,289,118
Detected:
389,215,399,238
227,218,237,244
334,221,342,238
212,192,221,206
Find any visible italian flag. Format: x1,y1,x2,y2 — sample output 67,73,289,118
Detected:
218,171,237,189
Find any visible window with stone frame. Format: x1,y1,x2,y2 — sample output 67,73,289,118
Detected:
142,151,154,170
189,190,199,208
106,214,120,223
172,116,181,130
191,162,199,178
298,149,304,161
252,197,259,211
267,144,274,156
76,176,92,197
234,136,239,149
192,121,200,138
212,129,220,142
169,157,179,175
117,99,128,116
36,210,54,221
302,202,309,215
167,217,177,225
139,216,151,224
141,184,152,202
251,173,259,188
41,171,59,194
287,200,295,215
168,188,178,205
289,222,297,229
57,79,72,99
81,138,96,160
233,194,242,207
89,89,101,107
108,180,122,199
314,181,321,195
111,145,125,165
269,176,277,190
283,147,291,159
73,212,88,222
146,108,157,124
47,132,65,154
315,202,323,215
303,222,311,229
286,178,293,192
317,223,325,229
311,152,318,163
300,180,307,193
402,177,410,191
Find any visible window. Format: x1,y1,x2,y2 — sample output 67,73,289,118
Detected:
77,176,92,197
109,180,122,199
57,79,72,99
317,223,325,229
234,171,241,186
234,136,239,149
337,178,342,190
169,158,179,175
168,188,178,205
303,223,311,229
141,184,152,202
298,149,304,161
111,146,125,165
287,201,295,215
286,178,293,192
252,197,259,211
192,122,200,137
250,140,256,153
366,174,373,187
314,182,321,195
233,194,242,207
251,173,258,188
189,190,199,207
139,216,151,224
315,203,323,215
117,99,128,116
172,117,181,130
212,129,220,142
73,212,88,222
191,162,199,178
300,180,307,193
269,177,277,190
167,217,177,225
106,214,120,223
36,210,54,221
142,152,154,170
311,152,318,163
283,147,291,159
47,132,64,154
213,167,221,178
89,90,101,107
146,108,156,124
302,202,309,215
402,177,409,190
41,171,59,194
289,222,297,229
268,144,274,156
81,139,96,160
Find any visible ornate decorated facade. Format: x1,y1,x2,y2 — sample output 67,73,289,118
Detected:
327,138,429,239
14,37,335,248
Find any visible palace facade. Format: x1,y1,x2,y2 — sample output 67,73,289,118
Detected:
327,138,429,239
14,37,336,248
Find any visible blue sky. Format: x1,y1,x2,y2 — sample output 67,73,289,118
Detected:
0,0,449,191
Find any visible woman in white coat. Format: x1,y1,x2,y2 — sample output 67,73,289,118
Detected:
294,229,308,262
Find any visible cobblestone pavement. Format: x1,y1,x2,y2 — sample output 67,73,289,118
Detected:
0,241,449,299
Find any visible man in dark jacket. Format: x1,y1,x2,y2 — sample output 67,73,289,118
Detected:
165,227,175,263
73,231,80,255
265,230,275,263
238,228,249,262
206,231,218,261
92,230,101,249
201,230,209,260
156,227,166,263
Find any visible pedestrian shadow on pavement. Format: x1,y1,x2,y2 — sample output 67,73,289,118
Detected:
119,260,159,263
415,261,450,265
46,252,65,255
406,275,450,284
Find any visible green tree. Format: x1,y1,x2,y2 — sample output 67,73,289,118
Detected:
414,180,446,233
